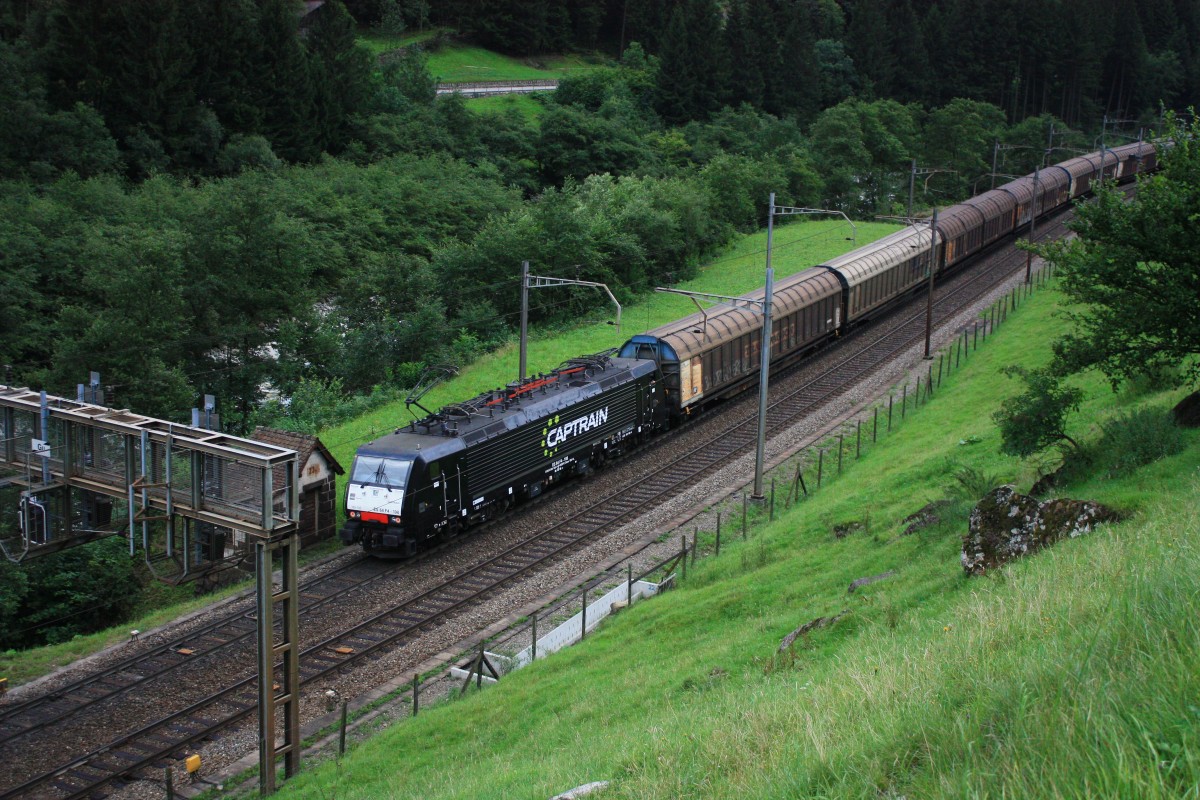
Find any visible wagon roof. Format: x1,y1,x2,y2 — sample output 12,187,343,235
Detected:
642,267,842,360
819,224,936,287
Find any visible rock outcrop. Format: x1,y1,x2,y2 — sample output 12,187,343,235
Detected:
961,486,1119,575
847,571,897,593
1173,390,1200,428
901,500,950,535
777,610,850,652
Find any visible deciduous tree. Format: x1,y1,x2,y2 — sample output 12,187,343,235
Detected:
1043,114,1200,391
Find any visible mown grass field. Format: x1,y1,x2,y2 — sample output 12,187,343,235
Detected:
425,47,597,83
269,279,1200,800
357,28,601,82
464,92,548,120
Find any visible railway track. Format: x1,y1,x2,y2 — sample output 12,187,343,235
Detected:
1,203,1080,800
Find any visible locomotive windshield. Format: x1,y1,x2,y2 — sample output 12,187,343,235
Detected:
350,456,413,489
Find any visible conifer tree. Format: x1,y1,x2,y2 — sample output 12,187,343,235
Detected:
844,0,895,97
887,0,930,104
653,5,695,124
249,0,317,161
724,0,766,109
686,0,731,116
190,0,264,136
305,0,374,153
773,0,820,120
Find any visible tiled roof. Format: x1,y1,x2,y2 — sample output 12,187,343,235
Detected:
250,427,345,476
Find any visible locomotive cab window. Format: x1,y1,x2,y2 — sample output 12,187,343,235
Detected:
350,456,413,489
427,460,440,479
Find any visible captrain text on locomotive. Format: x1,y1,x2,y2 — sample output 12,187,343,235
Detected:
341,141,1157,556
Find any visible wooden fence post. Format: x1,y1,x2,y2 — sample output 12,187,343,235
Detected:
339,700,348,756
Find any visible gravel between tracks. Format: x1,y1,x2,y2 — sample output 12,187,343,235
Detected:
19,252,1048,800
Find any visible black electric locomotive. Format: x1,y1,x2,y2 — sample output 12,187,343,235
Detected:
341,353,666,556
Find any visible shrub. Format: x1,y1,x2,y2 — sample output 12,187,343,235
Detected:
944,461,1004,504
1096,408,1185,477
993,366,1083,458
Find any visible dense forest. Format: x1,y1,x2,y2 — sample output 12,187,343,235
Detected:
0,0,1194,436
431,0,1200,126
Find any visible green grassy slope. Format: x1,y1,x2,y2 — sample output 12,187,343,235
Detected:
357,30,599,82
277,282,1200,799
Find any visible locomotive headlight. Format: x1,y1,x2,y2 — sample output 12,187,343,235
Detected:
390,516,402,524
349,511,360,519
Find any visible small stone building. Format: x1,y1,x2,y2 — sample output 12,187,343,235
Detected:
251,427,344,548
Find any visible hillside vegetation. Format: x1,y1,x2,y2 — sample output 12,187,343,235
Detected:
272,282,1200,799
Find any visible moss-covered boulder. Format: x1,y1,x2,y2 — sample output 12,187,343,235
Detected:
961,486,1119,575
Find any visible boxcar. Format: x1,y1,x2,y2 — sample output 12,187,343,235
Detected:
619,267,843,415
819,225,936,324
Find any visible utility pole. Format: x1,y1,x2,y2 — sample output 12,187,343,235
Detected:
924,208,939,359
1025,162,1041,284
519,261,529,381
753,194,777,501
991,140,999,190
909,162,956,216
1020,124,1060,285
908,158,917,219
518,267,622,383
656,195,850,501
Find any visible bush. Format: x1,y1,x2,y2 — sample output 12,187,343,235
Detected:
1096,408,1185,477
0,537,141,650
993,366,1083,458
945,461,1004,503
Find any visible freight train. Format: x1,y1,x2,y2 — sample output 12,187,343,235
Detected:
341,141,1157,556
